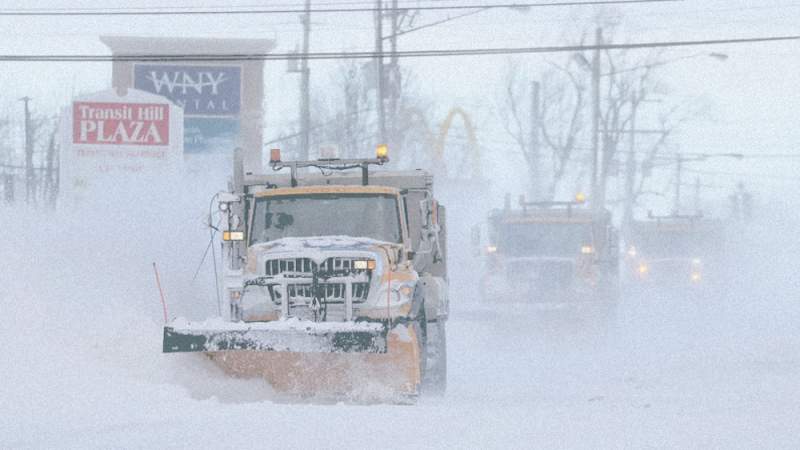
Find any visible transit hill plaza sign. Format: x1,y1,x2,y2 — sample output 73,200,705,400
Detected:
73,102,170,146
101,36,273,174
60,88,183,202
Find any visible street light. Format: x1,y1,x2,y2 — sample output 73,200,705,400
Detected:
575,51,730,77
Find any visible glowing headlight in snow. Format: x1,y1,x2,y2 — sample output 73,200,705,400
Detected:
486,245,498,254
353,260,376,270
581,245,594,254
223,231,244,241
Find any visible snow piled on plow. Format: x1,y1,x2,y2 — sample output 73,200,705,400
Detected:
170,316,385,333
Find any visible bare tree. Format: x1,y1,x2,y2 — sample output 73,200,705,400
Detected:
306,61,435,168
499,56,587,200
498,20,701,212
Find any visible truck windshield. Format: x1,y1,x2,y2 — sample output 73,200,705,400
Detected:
496,222,593,257
250,193,402,245
633,229,715,258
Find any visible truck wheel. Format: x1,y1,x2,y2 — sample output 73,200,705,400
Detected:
422,319,447,395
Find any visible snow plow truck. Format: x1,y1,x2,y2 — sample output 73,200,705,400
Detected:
478,195,619,306
624,212,724,290
163,147,448,400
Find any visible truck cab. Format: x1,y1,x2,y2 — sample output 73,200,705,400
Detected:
478,196,619,305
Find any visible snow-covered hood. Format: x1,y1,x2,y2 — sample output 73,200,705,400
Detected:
503,256,578,264
253,236,399,253
246,236,401,274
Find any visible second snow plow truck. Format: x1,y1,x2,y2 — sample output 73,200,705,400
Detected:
163,147,448,400
477,195,619,307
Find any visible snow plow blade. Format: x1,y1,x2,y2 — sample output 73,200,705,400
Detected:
162,318,388,354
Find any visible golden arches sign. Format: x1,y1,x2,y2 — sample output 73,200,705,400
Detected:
433,107,481,180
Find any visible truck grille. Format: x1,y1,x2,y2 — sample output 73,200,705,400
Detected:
508,260,575,290
273,282,370,303
265,257,371,277
262,257,373,317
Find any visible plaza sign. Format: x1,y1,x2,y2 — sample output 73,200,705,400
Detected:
73,102,170,146
60,88,183,203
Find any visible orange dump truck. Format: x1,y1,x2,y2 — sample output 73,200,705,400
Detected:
163,148,448,401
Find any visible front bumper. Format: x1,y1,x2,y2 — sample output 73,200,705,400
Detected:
163,318,388,354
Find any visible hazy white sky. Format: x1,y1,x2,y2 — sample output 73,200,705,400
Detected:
0,0,798,212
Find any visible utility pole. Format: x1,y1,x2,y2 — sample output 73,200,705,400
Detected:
673,153,683,214
44,124,57,207
530,80,541,199
590,27,602,211
387,0,400,150
622,92,637,237
299,0,311,160
693,176,701,213
374,0,386,145
20,96,33,205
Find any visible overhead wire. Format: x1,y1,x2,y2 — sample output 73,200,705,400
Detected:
683,168,800,183
0,34,796,62
0,0,682,16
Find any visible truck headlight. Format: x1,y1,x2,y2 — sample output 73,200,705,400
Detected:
223,231,244,241
353,259,376,270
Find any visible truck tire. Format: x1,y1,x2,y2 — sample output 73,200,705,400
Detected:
423,318,447,395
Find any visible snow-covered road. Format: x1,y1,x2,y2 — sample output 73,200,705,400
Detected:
2,196,799,449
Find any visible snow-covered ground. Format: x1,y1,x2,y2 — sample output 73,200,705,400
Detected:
2,186,799,449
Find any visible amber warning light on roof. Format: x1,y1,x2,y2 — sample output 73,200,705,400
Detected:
270,148,281,163
376,144,388,160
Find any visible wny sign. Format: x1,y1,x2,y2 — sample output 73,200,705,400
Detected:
60,88,183,203
101,35,273,173
134,64,241,153
133,64,241,116
73,102,170,145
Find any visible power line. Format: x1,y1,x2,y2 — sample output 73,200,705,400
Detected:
684,167,800,182
734,153,800,159
0,1,681,16
0,34,796,62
